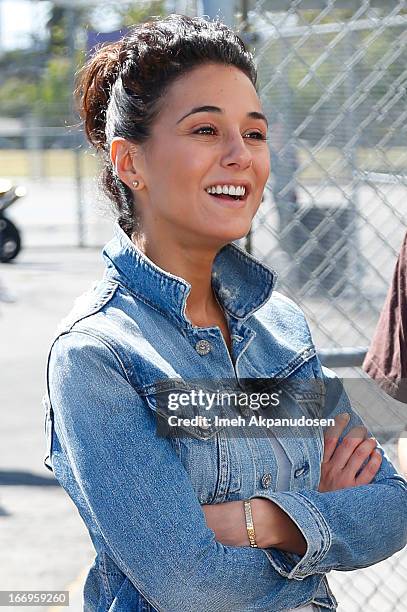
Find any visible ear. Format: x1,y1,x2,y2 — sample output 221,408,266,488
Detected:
110,137,144,190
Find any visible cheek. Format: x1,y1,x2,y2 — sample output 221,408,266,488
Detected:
257,151,271,183
146,139,188,182
158,146,208,189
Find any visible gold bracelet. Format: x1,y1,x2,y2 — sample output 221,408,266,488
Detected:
243,499,258,547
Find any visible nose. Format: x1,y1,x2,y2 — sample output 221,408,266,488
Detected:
220,132,253,169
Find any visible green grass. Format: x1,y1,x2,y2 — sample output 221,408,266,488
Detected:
0,149,100,178
1,147,406,180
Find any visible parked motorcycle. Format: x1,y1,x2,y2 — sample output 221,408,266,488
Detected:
0,179,25,263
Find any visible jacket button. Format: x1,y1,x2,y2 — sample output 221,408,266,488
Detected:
294,463,309,478
195,339,211,355
261,473,272,489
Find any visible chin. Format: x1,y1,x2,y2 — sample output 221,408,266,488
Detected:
208,225,252,248
187,216,253,248
225,221,253,242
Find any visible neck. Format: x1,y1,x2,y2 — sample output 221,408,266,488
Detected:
132,232,223,324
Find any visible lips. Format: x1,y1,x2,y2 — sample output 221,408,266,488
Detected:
210,191,242,201
205,190,248,209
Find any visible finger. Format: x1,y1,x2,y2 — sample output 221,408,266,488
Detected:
355,450,382,486
329,426,368,469
324,412,351,440
343,437,377,478
322,413,350,464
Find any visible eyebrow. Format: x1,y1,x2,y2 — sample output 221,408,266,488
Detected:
176,105,269,128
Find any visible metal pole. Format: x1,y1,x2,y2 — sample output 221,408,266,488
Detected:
344,29,362,290
239,0,252,254
26,113,45,180
73,144,84,248
67,5,85,247
318,347,367,368
241,0,248,22
0,0,3,54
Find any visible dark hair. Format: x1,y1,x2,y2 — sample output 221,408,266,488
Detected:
75,13,258,236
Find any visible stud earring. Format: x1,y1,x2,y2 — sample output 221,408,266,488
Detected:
132,180,139,189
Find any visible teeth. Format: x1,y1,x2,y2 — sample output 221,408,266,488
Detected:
205,184,247,196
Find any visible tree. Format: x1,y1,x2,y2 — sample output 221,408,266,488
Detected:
108,1,166,27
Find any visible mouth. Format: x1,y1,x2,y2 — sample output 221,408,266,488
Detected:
205,191,248,209
204,186,250,207
208,192,246,201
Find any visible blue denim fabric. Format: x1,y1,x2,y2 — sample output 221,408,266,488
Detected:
43,223,407,612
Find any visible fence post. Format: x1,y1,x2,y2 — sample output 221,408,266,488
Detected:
271,32,300,282
67,5,85,248
344,28,362,288
25,113,45,180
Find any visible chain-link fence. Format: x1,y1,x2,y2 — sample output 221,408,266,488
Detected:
235,2,407,610
237,1,407,348
2,0,406,348
1,1,406,610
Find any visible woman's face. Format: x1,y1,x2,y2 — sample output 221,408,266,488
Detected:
135,62,270,248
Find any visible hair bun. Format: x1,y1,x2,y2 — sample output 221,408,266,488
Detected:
75,41,123,151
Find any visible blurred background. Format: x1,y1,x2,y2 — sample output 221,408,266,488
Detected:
1,1,407,610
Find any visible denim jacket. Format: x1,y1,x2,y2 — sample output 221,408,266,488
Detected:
43,223,407,612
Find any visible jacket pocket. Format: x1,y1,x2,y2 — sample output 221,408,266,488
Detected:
142,381,228,441
143,383,242,503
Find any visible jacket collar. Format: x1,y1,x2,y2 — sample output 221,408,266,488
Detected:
102,223,277,325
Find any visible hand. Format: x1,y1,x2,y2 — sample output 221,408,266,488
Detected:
319,413,382,492
201,498,306,554
251,497,307,554
201,500,249,547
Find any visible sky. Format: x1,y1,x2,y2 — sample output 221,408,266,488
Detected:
0,0,50,50
0,0,133,51
0,0,231,52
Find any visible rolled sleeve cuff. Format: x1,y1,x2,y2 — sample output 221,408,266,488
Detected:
251,492,332,580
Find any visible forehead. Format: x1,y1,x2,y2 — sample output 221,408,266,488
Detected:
162,63,260,115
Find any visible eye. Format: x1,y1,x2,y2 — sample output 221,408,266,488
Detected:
193,125,268,141
246,131,268,141
193,125,217,135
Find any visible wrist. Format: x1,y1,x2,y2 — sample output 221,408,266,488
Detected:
250,497,307,555
250,497,276,548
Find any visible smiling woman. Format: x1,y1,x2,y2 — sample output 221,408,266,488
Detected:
108,61,270,250
43,12,407,612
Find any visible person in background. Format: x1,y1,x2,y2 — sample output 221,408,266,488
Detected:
363,230,407,475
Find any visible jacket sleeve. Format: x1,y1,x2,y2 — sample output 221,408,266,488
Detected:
255,363,407,581
362,230,407,403
46,330,322,612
